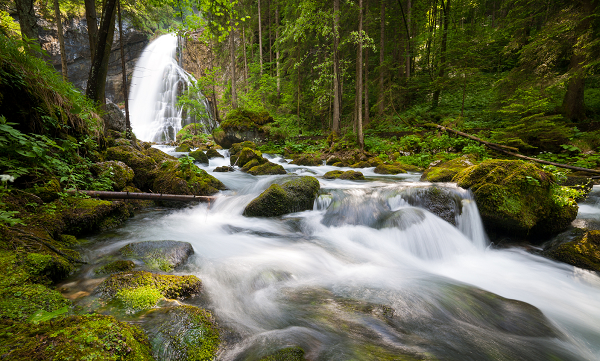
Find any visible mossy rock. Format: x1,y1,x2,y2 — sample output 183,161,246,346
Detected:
326,156,341,165
339,170,365,180
232,147,266,168
259,347,306,361
119,240,194,272
453,159,578,237
247,161,287,175
206,148,224,159
0,283,70,321
545,230,600,272
374,164,407,175
106,145,158,190
229,141,257,156
98,271,202,300
153,160,226,196
92,160,135,191
421,155,477,182
25,252,72,283
63,197,133,236
214,166,235,172
213,109,272,148
96,260,136,275
189,149,209,165
244,176,320,217
323,170,344,179
144,147,177,164
350,161,371,168
31,178,61,202
0,314,155,360
143,305,220,361
400,186,463,226
175,143,192,152
291,154,321,166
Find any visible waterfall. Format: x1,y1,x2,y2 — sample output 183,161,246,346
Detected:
129,33,212,142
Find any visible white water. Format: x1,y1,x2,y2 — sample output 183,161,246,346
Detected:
82,151,600,360
129,34,211,142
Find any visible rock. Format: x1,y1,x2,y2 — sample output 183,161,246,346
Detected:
545,230,600,272
322,196,389,227
153,160,226,196
144,147,177,164
0,283,70,321
106,145,158,190
62,197,133,236
558,176,594,200
232,147,265,168
142,305,220,361
244,176,320,217
323,170,344,179
189,149,209,164
374,164,407,175
206,148,224,159
454,159,578,237
259,347,306,361
213,108,273,148
326,156,341,165
378,208,427,230
421,155,477,182
229,141,257,156
400,186,464,226
247,161,287,175
175,143,192,152
31,178,61,202
214,166,235,172
350,160,371,168
291,154,321,166
91,160,134,191
119,240,194,271
95,260,136,275
98,270,202,300
103,101,126,132
323,170,364,180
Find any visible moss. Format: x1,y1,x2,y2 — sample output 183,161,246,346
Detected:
259,347,306,361
221,108,273,131
62,197,133,236
205,148,224,159
213,166,234,172
144,147,177,164
31,178,61,202
350,161,371,168
189,149,209,164
0,283,70,321
326,156,342,165
247,161,287,175
453,159,578,237
374,164,406,175
291,154,321,166
175,143,192,152
323,170,344,179
229,141,257,156
115,285,163,312
95,260,136,275
99,271,202,300
339,170,365,180
153,160,226,196
241,158,262,172
421,155,477,182
244,176,320,217
25,252,72,282
232,147,265,168
92,161,135,191
106,145,158,190
546,230,600,272
0,314,155,360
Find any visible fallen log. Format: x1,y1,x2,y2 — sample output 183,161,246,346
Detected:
426,123,600,176
67,190,216,202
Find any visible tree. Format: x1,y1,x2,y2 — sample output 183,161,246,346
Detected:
332,0,341,134
53,0,68,80
432,0,449,109
14,0,40,54
357,0,364,151
377,0,385,116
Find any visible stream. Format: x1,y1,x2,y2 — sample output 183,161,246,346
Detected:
68,147,600,360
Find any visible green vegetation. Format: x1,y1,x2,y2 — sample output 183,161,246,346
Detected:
243,176,320,217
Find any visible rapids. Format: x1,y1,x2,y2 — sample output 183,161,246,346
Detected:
78,148,600,360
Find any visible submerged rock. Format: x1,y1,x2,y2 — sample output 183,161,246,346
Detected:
400,186,463,226
244,176,320,217
119,240,194,271
454,159,578,237
322,196,390,227
421,155,477,182
153,160,226,196
545,230,600,272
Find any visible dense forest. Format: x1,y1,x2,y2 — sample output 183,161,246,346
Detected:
1,0,600,360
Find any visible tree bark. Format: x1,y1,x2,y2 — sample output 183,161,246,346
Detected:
84,0,98,59
258,0,264,76
85,0,117,106
276,2,281,96
230,16,237,108
363,0,369,127
67,190,216,202
53,0,68,80
15,0,40,54
117,0,131,138
332,0,341,134
357,0,364,151
405,0,411,78
242,24,248,92
377,0,385,116
432,0,449,108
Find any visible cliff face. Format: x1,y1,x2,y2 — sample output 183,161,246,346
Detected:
39,17,150,104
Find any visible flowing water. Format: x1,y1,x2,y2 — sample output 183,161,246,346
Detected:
129,34,213,142
75,149,600,360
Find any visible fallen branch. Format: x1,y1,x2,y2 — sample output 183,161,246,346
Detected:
67,190,216,202
426,123,600,176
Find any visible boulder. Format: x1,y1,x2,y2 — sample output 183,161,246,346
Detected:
323,170,344,179
231,147,265,168
95,260,136,275
322,196,389,228
103,102,126,132
106,145,158,190
323,170,364,180
400,186,464,226
244,176,320,217
206,148,224,159
214,166,235,172
144,147,177,164
98,270,202,300
421,155,477,182
247,161,287,175
291,154,321,166
545,230,600,272
119,240,194,271
374,164,407,175
91,160,134,191
212,108,273,148
175,143,192,152
189,149,209,165
454,159,578,237
153,160,226,196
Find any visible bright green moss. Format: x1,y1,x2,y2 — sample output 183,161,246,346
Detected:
0,283,70,321
153,160,226,196
420,155,477,182
115,286,163,312
291,154,321,166
546,230,600,272
99,271,202,300
247,161,287,175
189,149,209,164
323,170,344,179
244,176,320,217
374,164,407,175
339,170,365,180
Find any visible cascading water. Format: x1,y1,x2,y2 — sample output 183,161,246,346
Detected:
129,34,213,142
66,151,600,360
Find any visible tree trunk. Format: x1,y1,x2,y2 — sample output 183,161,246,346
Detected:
117,0,131,138
268,0,273,71
405,0,411,78
242,24,248,92
230,23,237,108
363,0,369,127
332,0,341,135
357,0,364,151
377,0,385,116
258,0,264,76
84,0,98,59
14,0,40,54
53,0,68,80
85,0,117,106
432,0,449,109
276,3,281,96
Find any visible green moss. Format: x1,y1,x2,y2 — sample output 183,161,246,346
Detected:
247,161,287,175
92,161,135,191
221,108,272,131
205,148,223,159
144,147,177,164
421,155,477,182
244,176,320,217
233,147,265,168
62,197,132,236
229,141,257,156
95,260,136,275
189,149,209,164
546,231,600,272
153,160,226,196
25,252,71,282
99,271,202,300
259,347,306,361
31,178,61,202
339,170,365,180
0,314,155,360
176,144,192,152
115,285,163,312
323,170,344,179
291,154,321,166
106,145,158,190
350,161,371,168
0,283,70,321
374,164,407,175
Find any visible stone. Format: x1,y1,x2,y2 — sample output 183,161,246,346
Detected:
206,148,224,159
153,160,226,196
119,240,194,271
545,230,600,272
243,176,320,217
291,154,321,166
212,109,273,148
374,164,407,175
247,161,287,175
189,149,209,164
421,155,477,182
91,160,134,191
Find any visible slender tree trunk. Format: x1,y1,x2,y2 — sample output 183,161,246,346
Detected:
357,0,364,151
332,0,341,134
268,0,273,72
15,0,40,54
276,3,281,96
364,0,369,127
377,0,385,116
258,0,264,76
405,0,411,78
53,0,68,80
84,0,98,59
117,0,131,138
230,18,237,109
432,0,449,108
242,24,248,92
86,0,117,106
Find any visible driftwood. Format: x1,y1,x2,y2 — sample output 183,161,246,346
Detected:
67,190,216,202
427,123,600,176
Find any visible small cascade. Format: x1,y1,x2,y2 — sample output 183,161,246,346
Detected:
129,34,213,142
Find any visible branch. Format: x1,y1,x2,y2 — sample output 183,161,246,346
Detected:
67,190,216,202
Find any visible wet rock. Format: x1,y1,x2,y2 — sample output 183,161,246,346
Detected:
258,347,306,361
144,147,177,164
91,160,134,191
545,230,600,272
153,160,226,196
175,143,192,152
326,155,342,165
214,166,235,172
247,161,287,175
323,170,365,180
232,147,266,168
291,154,321,166
244,176,320,217
106,145,158,190
213,108,273,148
350,160,371,168
206,148,224,159
119,240,194,271
400,186,463,226
98,270,202,300
142,305,220,361
454,159,578,238
189,149,209,165
95,260,136,275
63,197,133,236
420,155,477,182
378,208,427,230
103,101,126,132
374,164,407,175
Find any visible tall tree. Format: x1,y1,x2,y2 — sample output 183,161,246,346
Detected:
230,15,238,108
332,0,342,134
84,0,99,59
258,0,264,75
14,0,40,54
377,0,385,116
53,0,68,80
357,0,364,150
432,0,450,108
276,2,281,96
364,0,370,126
